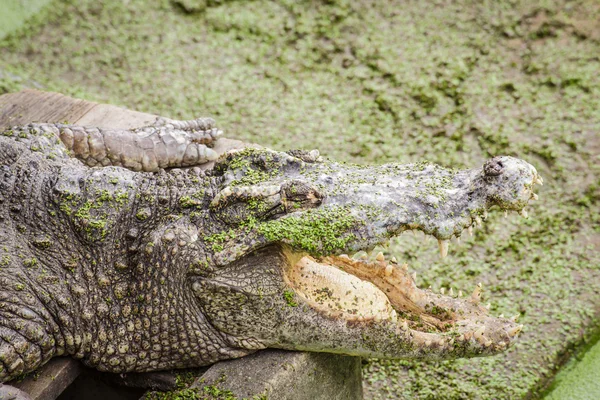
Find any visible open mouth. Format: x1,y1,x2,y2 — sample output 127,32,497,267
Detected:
284,252,522,353
279,165,543,355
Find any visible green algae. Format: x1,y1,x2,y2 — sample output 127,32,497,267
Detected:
543,331,600,400
0,0,51,40
257,206,358,255
1,0,599,399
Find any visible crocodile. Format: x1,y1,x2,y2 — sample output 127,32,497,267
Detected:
0,117,541,395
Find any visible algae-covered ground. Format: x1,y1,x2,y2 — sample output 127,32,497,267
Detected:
1,0,599,398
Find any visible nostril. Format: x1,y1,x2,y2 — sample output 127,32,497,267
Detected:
484,157,505,177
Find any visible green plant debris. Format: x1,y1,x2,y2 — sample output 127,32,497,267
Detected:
257,206,358,255
283,289,298,307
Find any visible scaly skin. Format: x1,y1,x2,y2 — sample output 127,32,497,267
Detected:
0,118,541,386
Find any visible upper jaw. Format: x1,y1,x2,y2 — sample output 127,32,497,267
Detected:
310,159,542,260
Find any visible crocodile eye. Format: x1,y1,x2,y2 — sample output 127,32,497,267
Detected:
484,157,505,177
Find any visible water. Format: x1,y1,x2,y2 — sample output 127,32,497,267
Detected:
544,334,600,400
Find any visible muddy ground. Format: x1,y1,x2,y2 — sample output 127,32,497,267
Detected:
1,0,599,398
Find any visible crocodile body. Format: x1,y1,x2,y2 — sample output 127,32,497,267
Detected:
0,117,541,387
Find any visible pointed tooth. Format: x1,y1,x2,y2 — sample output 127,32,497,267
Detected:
401,321,409,331
440,287,445,295
456,236,461,243
483,210,488,220
485,303,491,310
508,324,523,337
412,271,417,281
457,335,465,342
485,339,493,347
470,284,482,304
475,216,483,226
532,193,538,200
340,254,349,260
402,263,409,272
464,332,473,340
376,252,385,262
438,339,445,347
425,340,432,347
458,290,463,297
449,338,455,346
384,264,393,277
359,253,367,260
438,239,449,258
468,226,473,236
520,209,528,218
510,314,520,322
499,314,504,318
504,210,508,219
391,256,397,264
474,326,486,340
450,287,454,296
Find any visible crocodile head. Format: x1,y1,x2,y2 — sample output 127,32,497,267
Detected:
190,148,542,360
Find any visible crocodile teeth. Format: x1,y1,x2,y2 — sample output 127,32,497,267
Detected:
438,239,449,258
520,209,528,218
458,290,463,297
485,303,491,310
510,314,520,322
412,271,417,281
384,264,393,277
440,287,445,294
474,326,486,341
475,216,483,226
483,210,488,220
532,193,539,200
508,324,523,337
401,321,409,331
391,256,397,264
468,226,473,236
425,340,432,347
504,210,508,219
470,283,482,304
499,314,504,318
376,252,385,262
485,339,493,347
535,176,544,185
401,263,408,272
449,287,454,296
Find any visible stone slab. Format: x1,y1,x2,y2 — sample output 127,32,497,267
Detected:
195,350,363,400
